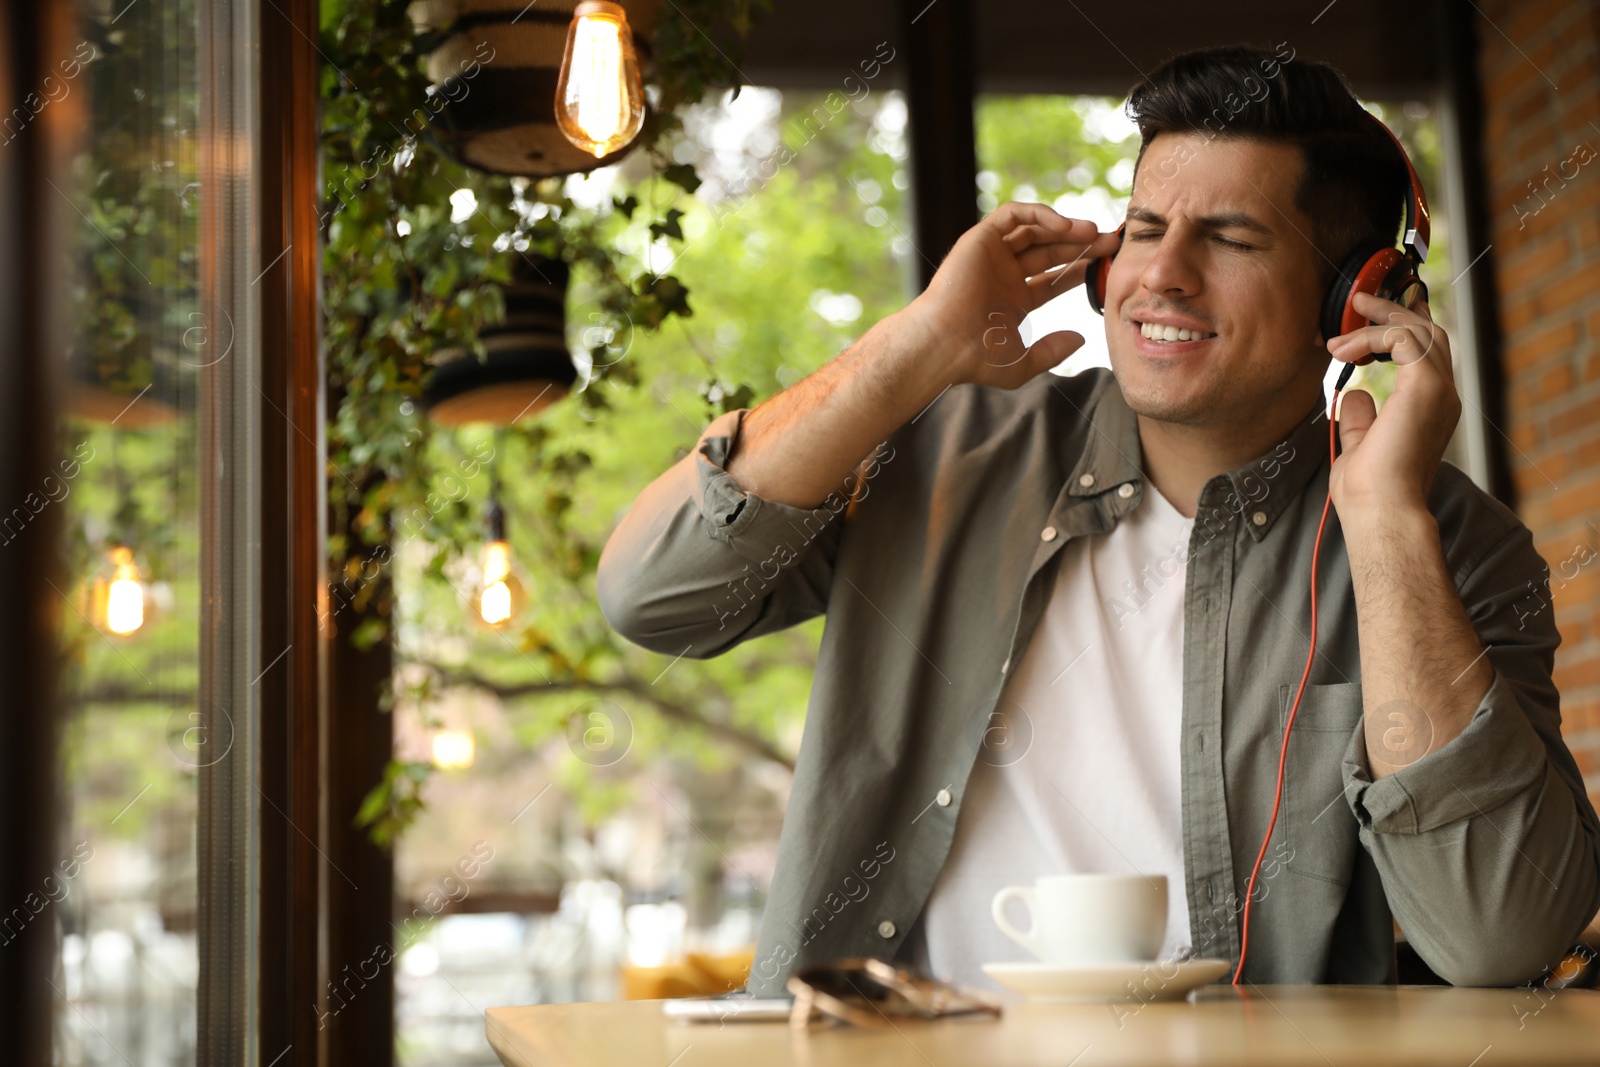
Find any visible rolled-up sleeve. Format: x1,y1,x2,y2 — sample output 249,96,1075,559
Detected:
1341,520,1600,986
595,408,848,658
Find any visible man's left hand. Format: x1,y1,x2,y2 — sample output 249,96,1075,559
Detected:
1324,290,1463,519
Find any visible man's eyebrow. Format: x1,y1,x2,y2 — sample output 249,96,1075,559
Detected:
1125,205,1276,237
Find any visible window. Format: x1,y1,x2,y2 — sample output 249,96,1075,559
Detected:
54,1,203,1060
387,84,915,1063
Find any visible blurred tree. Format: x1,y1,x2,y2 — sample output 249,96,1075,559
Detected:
383,84,914,840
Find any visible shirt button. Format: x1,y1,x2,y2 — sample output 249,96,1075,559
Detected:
878,920,897,939
1041,526,1058,542
1078,473,1096,488
936,788,952,807
1117,482,1136,499
1252,511,1268,527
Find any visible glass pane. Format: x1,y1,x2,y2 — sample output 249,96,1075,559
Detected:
382,85,914,1065
53,0,202,1061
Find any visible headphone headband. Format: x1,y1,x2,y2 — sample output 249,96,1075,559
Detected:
1368,111,1431,264
1086,109,1430,326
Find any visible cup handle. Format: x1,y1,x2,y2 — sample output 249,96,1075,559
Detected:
991,886,1038,954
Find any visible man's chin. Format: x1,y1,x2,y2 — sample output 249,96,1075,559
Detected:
1110,358,1228,427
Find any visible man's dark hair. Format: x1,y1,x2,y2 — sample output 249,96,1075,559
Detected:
1124,44,1409,287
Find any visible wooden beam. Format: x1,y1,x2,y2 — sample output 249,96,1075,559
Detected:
197,0,332,1058
1434,0,1513,507
898,0,978,290
742,0,1438,99
323,536,397,1064
255,0,329,1056
0,0,77,1059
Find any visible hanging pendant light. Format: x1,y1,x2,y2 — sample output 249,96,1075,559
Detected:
410,0,661,178
88,545,155,637
423,253,578,427
82,445,164,638
431,728,477,770
468,499,529,631
554,2,646,159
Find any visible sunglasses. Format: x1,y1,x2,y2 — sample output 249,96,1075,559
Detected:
785,958,1002,1030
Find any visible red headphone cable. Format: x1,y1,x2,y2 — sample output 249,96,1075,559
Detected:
1231,377,1348,985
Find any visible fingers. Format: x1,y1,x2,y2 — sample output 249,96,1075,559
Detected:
1330,319,1446,373
1023,263,1092,309
1335,388,1377,455
1328,292,1451,378
1020,329,1086,377
1326,323,1430,368
993,203,1104,251
1356,290,1433,330
1004,224,1121,261
1014,230,1121,278
1015,240,1099,280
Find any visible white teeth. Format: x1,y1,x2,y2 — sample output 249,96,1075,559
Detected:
1139,321,1215,343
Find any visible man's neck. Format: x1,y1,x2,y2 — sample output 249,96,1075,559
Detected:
1136,391,1322,520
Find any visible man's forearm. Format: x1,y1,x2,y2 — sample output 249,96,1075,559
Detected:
1343,504,1496,778
725,307,957,510
726,204,1116,509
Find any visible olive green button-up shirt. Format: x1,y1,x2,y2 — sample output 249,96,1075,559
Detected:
596,367,1600,994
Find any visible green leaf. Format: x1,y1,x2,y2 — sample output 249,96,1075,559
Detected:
661,163,702,195
649,207,685,242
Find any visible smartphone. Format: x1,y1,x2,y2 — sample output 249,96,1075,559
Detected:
661,991,794,1023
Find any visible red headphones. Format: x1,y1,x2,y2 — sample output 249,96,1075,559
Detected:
1086,113,1431,355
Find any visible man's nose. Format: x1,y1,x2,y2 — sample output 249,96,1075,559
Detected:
1137,231,1203,297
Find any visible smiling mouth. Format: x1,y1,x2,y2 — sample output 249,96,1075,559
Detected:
1137,321,1218,344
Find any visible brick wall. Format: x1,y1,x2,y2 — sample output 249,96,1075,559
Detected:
1476,0,1600,806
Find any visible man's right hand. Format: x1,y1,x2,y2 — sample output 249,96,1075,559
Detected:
719,204,1121,510
906,203,1123,390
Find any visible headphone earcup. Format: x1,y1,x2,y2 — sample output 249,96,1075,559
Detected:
1087,254,1111,315
1085,224,1124,316
1320,242,1386,344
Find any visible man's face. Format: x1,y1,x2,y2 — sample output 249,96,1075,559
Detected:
1104,132,1329,429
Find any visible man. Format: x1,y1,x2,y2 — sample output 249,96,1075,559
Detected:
595,45,1600,991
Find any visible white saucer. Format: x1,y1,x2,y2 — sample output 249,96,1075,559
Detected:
982,957,1231,1003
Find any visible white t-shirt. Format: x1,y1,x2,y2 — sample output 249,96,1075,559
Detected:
919,484,1195,987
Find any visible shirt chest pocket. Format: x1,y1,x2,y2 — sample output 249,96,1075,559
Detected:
1278,681,1364,886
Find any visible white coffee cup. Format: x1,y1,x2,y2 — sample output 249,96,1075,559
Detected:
991,873,1166,965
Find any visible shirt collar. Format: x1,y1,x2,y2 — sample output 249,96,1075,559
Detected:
1221,400,1333,542
1063,377,1145,502
1064,374,1331,541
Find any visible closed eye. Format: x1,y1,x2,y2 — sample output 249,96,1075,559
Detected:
1128,230,1255,251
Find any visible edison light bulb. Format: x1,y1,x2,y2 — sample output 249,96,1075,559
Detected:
480,541,513,625
104,545,147,636
472,539,527,630
431,729,476,770
554,1,645,159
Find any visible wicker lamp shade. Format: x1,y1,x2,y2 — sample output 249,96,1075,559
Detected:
409,0,661,177
423,255,578,427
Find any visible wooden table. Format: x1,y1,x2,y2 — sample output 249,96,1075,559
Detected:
487,984,1600,1066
